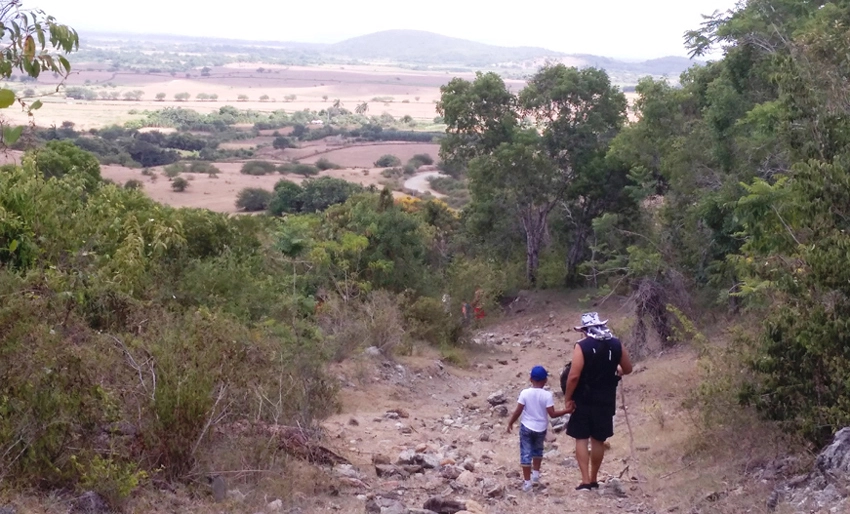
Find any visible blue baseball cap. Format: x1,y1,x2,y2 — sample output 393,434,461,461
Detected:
530,365,548,381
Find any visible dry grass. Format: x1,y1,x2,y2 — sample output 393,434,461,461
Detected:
3,62,505,130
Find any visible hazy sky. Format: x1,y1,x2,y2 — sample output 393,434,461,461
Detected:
25,0,740,59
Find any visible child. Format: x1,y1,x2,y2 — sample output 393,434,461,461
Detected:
506,365,571,492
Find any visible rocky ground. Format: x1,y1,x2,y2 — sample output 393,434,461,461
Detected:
313,302,657,514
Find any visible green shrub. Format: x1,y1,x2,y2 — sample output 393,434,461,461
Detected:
374,154,401,168
295,164,320,176
410,153,434,166
405,296,463,346
273,136,294,149
318,291,406,361
240,160,277,175
236,187,273,211
124,179,143,190
315,157,341,171
381,167,403,178
188,161,221,174
268,180,304,215
280,163,319,176
171,177,189,191
163,162,186,177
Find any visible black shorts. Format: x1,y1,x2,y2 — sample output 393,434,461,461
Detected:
566,402,615,442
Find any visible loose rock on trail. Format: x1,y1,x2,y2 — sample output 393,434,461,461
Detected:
318,303,657,514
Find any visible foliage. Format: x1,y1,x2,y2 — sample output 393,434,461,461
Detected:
171,176,189,191
272,135,294,149
439,65,628,285
28,139,101,190
0,163,338,491
315,157,341,171
374,154,401,167
235,187,273,211
240,160,277,175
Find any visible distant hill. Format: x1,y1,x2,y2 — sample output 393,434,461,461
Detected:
82,29,700,83
327,30,562,66
325,30,697,79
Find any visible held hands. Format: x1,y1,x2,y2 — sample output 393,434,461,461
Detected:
564,400,576,414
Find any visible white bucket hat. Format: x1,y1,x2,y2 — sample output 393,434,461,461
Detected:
574,312,608,330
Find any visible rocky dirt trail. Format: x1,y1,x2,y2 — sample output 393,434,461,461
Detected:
320,299,657,514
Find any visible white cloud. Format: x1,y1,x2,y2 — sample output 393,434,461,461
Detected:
24,0,739,59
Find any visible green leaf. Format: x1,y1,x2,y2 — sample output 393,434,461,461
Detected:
8,239,18,253
58,56,70,74
3,125,23,145
0,89,15,108
30,99,42,110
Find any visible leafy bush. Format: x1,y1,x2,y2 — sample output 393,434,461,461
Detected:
236,187,273,211
163,162,185,177
411,153,434,166
278,163,319,176
171,177,189,191
124,179,143,190
240,160,277,175
301,177,363,212
268,180,304,215
188,161,221,174
404,296,463,346
28,140,102,191
318,291,406,361
315,157,341,171
374,154,401,168
272,136,295,149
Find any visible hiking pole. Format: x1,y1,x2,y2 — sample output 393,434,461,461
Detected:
619,383,645,494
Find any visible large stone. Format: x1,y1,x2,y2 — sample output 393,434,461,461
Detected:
376,464,408,479
421,453,441,469
603,478,627,498
397,449,417,465
487,391,507,406
455,470,477,488
772,427,850,512
422,497,466,514
372,453,392,465
462,500,486,514
69,491,110,514
440,465,463,480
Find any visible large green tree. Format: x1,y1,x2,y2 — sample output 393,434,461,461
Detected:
438,65,627,284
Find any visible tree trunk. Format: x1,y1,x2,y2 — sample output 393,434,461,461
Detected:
565,227,590,285
520,207,550,287
526,233,541,286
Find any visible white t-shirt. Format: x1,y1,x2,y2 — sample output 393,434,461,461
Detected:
517,387,554,432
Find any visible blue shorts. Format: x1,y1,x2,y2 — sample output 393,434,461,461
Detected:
519,424,546,465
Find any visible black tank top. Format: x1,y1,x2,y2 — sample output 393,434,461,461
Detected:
575,337,622,407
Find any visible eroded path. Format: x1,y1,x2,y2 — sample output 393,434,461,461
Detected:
321,298,657,514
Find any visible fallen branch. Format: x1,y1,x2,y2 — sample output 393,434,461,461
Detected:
658,463,694,480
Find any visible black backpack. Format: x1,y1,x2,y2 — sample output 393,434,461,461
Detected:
559,361,572,395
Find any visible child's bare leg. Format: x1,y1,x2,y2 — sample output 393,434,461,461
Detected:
532,457,542,472
522,465,532,481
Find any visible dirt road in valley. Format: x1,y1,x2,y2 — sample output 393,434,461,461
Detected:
403,171,447,198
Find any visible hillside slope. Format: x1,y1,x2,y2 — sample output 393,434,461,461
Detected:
329,29,561,65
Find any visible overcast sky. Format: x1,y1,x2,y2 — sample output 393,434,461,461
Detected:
25,0,740,59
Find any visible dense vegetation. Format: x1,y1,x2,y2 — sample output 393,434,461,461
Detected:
5,0,850,508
